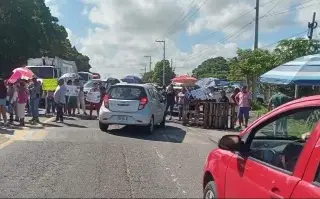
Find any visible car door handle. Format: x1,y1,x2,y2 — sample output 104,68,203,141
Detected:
270,187,283,199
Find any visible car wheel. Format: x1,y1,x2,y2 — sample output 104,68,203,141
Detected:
145,117,154,134
159,115,165,128
203,181,217,199
99,122,109,132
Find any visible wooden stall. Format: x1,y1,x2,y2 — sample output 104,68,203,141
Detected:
182,100,236,129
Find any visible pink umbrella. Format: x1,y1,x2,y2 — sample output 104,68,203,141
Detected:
7,67,34,84
172,75,197,85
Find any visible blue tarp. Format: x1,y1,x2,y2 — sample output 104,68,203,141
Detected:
195,78,220,88
121,75,143,84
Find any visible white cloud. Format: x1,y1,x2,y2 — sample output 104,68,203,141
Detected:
78,0,302,79
45,0,62,18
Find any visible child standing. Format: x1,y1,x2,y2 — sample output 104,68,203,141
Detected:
78,86,87,115
16,81,29,126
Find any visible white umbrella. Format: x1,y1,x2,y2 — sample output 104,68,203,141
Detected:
59,73,81,80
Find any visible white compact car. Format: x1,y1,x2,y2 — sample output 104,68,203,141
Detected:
98,83,166,134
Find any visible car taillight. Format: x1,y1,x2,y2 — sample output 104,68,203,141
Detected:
138,97,148,110
103,95,110,108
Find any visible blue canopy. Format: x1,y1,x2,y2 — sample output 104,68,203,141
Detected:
260,54,320,86
121,75,143,84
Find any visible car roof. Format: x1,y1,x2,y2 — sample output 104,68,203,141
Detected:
112,83,154,88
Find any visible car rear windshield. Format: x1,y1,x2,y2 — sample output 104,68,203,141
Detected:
108,86,146,100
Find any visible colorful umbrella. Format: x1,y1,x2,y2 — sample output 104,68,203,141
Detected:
7,67,34,84
172,75,197,85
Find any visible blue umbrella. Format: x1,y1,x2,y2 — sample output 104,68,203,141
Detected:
121,75,143,84
260,54,320,86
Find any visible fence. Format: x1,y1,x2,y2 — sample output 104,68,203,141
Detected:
182,100,237,129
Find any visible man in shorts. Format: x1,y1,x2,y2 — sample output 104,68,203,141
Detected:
235,86,252,128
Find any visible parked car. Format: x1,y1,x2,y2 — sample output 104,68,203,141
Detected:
98,83,166,134
203,95,320,198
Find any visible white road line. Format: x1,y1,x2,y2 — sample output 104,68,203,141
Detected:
153,146,187,196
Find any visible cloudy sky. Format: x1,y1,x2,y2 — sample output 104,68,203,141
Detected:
45,0,320,79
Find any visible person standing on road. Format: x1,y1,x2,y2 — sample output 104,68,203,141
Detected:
268,87,292,136
67,80,77,116
54,79,66,123
177,86,187,121
45,90,55,116
77,86,87,115
230,87,240,126
0,79,8,126
89,82,100,119
28,75,41,123
235,86,252,128
7,83,16,123
16,81,29,126
165,84,175,120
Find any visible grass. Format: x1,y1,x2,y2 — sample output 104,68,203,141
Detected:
287,119,313,137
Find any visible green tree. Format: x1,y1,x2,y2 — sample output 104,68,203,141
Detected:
0,0,91,77
142,71,154,83
192,56,229,79
228,48,276,90
152,60,176,85
274,38,320,65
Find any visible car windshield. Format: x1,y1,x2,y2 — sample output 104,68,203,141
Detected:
108,86,146,100
28,67,53,79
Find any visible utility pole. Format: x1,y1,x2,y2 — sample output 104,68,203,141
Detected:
170,58,173,68
254,0,259,50
308,12,318,40
156,40,166,86
144,55,152,72
251,0,260,100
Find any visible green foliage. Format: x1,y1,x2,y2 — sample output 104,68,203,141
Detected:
0,0,91,76
192,57,229,79
152,60,176,86
142,71,153,83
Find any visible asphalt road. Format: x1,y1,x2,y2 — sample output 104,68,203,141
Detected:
0,115,216,198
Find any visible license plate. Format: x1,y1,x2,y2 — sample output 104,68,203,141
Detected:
118,116,128,121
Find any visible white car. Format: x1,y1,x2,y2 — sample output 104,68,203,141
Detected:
98,83,166,134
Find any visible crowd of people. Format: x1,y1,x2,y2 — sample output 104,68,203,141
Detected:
0,76,107,127
161,84,253,129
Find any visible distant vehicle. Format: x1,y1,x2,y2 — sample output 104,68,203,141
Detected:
203,95,320,198
98,83,166,134
78,71,93,84
27,57,77,79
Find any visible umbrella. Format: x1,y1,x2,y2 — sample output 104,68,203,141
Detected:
172,75,197,86
260,54,320,86
195,78,220,88
7,67,34,84
59,73,81,80
121,75,143,84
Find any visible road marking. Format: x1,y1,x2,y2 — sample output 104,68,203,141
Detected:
0,117,54,149
43,117,55,124
153,146,187,196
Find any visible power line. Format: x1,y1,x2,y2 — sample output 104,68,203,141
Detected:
260,30,308,48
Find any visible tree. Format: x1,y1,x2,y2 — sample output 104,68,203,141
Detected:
228,48,276,90
192,56,229,79
142,71,154,83
152,60,176,85
274,38,320,65
0,0,91,77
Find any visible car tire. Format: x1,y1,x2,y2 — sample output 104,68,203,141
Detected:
145,117,154,134
99,122,109,132
203,181,217,199
159,115,165,128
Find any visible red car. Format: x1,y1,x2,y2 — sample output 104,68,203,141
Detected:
203,95,320,198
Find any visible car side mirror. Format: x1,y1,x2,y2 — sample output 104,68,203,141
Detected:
218,135,242,151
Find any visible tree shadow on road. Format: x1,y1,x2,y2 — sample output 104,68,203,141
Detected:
107,125,186,143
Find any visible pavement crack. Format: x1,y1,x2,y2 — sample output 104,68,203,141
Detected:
122,145,134,198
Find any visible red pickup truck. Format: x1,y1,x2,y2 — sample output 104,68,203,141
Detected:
203,95,320,198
